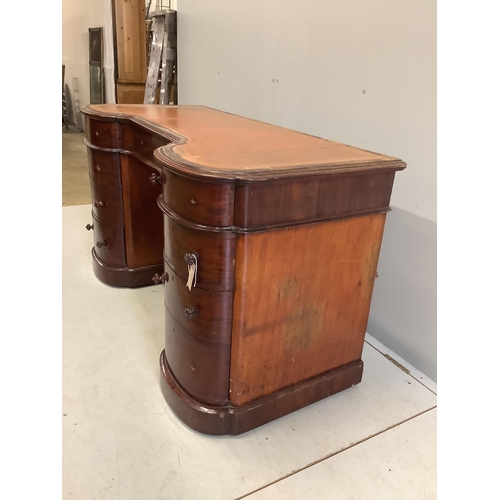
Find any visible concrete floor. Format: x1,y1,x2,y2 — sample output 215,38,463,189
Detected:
62,126,91,206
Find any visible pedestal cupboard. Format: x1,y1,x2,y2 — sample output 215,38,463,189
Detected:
80,104,406,434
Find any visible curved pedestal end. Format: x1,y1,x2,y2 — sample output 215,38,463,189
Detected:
92,249,164,288
159,350,364,435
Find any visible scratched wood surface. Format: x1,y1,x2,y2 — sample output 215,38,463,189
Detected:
230,213,386,406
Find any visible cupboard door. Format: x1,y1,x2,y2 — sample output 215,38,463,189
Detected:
120,154,163,268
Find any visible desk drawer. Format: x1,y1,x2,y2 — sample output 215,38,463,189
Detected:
162,170,234,226
87,149,121,186
90,182,124,225
164,216,236,290
92,214,126,267
121,123,170,164
85,118,120,149
164,309,230,405
163,263,233,344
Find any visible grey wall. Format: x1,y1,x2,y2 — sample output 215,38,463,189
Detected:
62,0,116,130
177,0,437,380
369,208,437,379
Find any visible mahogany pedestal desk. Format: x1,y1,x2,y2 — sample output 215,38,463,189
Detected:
80,104,406,435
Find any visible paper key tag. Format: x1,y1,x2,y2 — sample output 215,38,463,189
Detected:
186,264,195,291
185,253,198,291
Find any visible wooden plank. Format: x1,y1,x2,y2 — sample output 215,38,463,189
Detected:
112,0,147,82
116,82,145,104
120,154,164,268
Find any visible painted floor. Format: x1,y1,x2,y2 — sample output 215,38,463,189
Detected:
62,203,437,500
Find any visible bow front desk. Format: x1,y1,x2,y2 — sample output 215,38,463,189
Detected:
80,104,406,435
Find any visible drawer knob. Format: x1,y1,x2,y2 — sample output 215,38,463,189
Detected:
152,272,169,284
149,172,164,185
94,201,104,208
85,224,94,231
96,240,107,248
184,307,198,320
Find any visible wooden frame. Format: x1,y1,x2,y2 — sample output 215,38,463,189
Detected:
89,27,105,104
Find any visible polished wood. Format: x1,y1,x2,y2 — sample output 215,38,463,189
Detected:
85,118,120,149
92,250,163,288
230,214,385,406
81,108,176,287
87,148,121,185
91,214,126,267
89,183,123,225
164,309,231,406
163,216,236,290
160,350,363,435
162,170,235,227
121,155,163,269
233,171,395,229
116,83,146,105
79,104,406,433
120,122,172,166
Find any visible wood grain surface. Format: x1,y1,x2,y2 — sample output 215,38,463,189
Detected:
230,213,386,406
120,155,164,268
163,216,236,290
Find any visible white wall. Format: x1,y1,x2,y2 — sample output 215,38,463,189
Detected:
177,0,437,380
62,0,116,130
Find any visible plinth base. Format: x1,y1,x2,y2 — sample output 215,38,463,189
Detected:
92,249,164,288
159,350,363,435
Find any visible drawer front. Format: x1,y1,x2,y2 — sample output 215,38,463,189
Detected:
164,216,236,289
90,182,124,225
233,172,396,229
92,214,126,267
163,263,233,344
121,123,170,164
85,117,120,149
87,148,121,186
162,170,234,226
164,309,230,405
